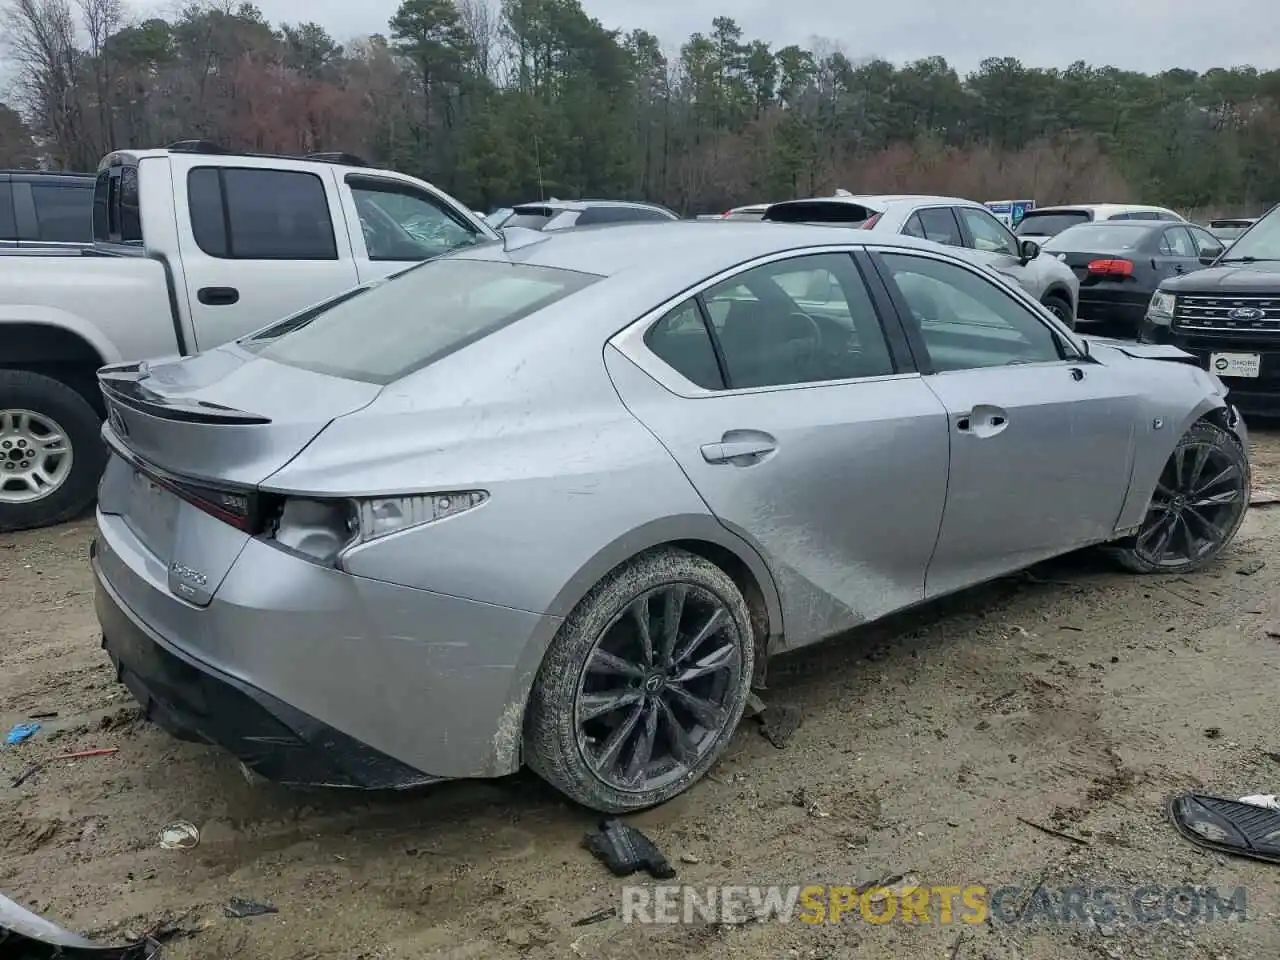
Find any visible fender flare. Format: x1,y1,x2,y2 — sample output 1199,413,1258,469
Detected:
0,307,122,366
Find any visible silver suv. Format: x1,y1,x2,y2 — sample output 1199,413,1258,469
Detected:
763,192,1080,327
493,199,679,231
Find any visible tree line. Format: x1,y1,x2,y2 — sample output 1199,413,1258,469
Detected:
3,0,1278,217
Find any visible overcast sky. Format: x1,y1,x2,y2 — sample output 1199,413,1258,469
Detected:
137,0,1275,75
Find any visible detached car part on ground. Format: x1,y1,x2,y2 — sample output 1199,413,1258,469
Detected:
0,891,158,958
93,222,1250,814
1140,201,1280,416
761,191,1080,328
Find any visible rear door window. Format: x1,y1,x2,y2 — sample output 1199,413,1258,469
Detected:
187,167,337,260
31,182,93,242
915,208,963,247
0,183,15,239
254,258,599,384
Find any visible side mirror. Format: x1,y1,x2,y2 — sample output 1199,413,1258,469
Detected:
1018,238,1041,262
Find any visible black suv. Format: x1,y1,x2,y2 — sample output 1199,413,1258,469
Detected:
0,170,95,248
1139,203,1280,415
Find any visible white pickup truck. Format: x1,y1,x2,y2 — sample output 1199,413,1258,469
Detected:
0,142,498,531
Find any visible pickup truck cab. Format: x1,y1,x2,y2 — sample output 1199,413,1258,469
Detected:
1139,201,1280,415
0,141,498,531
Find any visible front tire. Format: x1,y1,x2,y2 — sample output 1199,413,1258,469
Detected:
0,370,105,533
524,548,755,813
1107,420,1249,575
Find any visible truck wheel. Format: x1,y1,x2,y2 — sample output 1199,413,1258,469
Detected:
0,370,105,532
1042,293,1075,330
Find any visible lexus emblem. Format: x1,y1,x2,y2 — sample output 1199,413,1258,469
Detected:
108,406,128,437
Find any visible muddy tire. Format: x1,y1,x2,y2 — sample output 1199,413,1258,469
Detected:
0,369,105,533
523,547,755,813
1106,420,1250,575
1042,293,1075,330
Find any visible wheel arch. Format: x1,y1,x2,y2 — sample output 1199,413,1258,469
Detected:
1041,283,1075,310
492,515,784,775
0,317,116,412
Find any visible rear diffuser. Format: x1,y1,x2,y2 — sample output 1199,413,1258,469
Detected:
0,892,159,958
1167,793,1280,865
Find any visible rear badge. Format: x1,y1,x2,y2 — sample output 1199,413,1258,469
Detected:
170,561,208,587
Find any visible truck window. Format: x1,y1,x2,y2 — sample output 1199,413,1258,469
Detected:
0,183,15,239
348,179,480,260
187,167,338,260
31,182,92,242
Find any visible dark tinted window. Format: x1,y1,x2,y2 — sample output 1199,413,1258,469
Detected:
644,301,724,389
902,213,927,239
699,253,895,388
31,182,93,242
187,167,337,260
915,207,963,246
256,259,598,384
1015,211,1090,236
0,183,15,239
880,252,1063,372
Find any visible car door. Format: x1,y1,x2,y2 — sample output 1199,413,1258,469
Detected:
175,160,361,350
954,205,1033,293
339,174,488,283
1158,226,1201,281
606,250,951,647
869,248,1141,598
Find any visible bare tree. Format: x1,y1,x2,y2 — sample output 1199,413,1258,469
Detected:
2,0,89,166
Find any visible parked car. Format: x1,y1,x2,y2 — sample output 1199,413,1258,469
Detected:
1014,204,1185,243
495,199,679,231
0,170,94,248
1042,220,1225,334
92,221,1249,814
720,203,770,221
1140,201,1280,415
762,192,1080,327
1206,218,1257,243
484,207,514,228
0,140,497,533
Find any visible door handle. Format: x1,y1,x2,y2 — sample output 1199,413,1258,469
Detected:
197,286,240,306
954,404,1008,438
700,436,777,464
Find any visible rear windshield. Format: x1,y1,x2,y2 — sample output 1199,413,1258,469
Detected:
253,258,599,384
764,201,878,224
1210,219,1253,228
1014,211,1091,236
1042,224,1146,252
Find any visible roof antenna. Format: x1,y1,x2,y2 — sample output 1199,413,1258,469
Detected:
533,131,545,202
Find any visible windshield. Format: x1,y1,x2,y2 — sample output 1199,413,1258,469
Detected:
1042,224,1145,252
253,258,600,384
1014,211,1090,237
1217,206,1280,261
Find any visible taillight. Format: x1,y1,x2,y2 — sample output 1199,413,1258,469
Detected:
1087,258,1133,277
861,213,883,229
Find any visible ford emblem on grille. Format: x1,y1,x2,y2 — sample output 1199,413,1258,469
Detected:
1227,306,1264,322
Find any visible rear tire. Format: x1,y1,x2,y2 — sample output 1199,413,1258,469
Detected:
1106,420,1249,575
0,369,105,533
523,547,755,813
1042,293,1075,330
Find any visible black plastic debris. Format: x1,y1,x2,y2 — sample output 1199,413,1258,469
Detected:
222,899,278,919
582,819,676,879
758,703,803,749
0,892,160,958
1168,793,1280,865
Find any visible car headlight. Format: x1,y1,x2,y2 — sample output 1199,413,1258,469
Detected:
264,491,488,566
1146,290,1176,326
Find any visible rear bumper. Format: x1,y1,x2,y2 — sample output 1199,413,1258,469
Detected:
94,541,444,789
1077,294,1148,330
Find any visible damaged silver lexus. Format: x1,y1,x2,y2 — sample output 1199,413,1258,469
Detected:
91,222,1250,813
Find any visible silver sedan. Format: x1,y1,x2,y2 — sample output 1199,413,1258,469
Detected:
91,222,1250,813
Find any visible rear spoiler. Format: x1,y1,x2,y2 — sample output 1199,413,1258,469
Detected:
98,361,271,425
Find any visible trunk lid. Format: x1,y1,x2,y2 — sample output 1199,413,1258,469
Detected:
96,345,381,606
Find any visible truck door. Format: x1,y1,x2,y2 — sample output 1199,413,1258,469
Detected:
171,157,360,351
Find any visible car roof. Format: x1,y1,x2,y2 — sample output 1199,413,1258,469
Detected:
455,220,943,282
768,193,980,212
1027,203,1178,217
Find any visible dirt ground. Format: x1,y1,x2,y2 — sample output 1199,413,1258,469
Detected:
3,428,1280,960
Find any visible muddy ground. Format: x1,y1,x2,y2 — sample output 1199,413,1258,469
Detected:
3,428,1280,960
